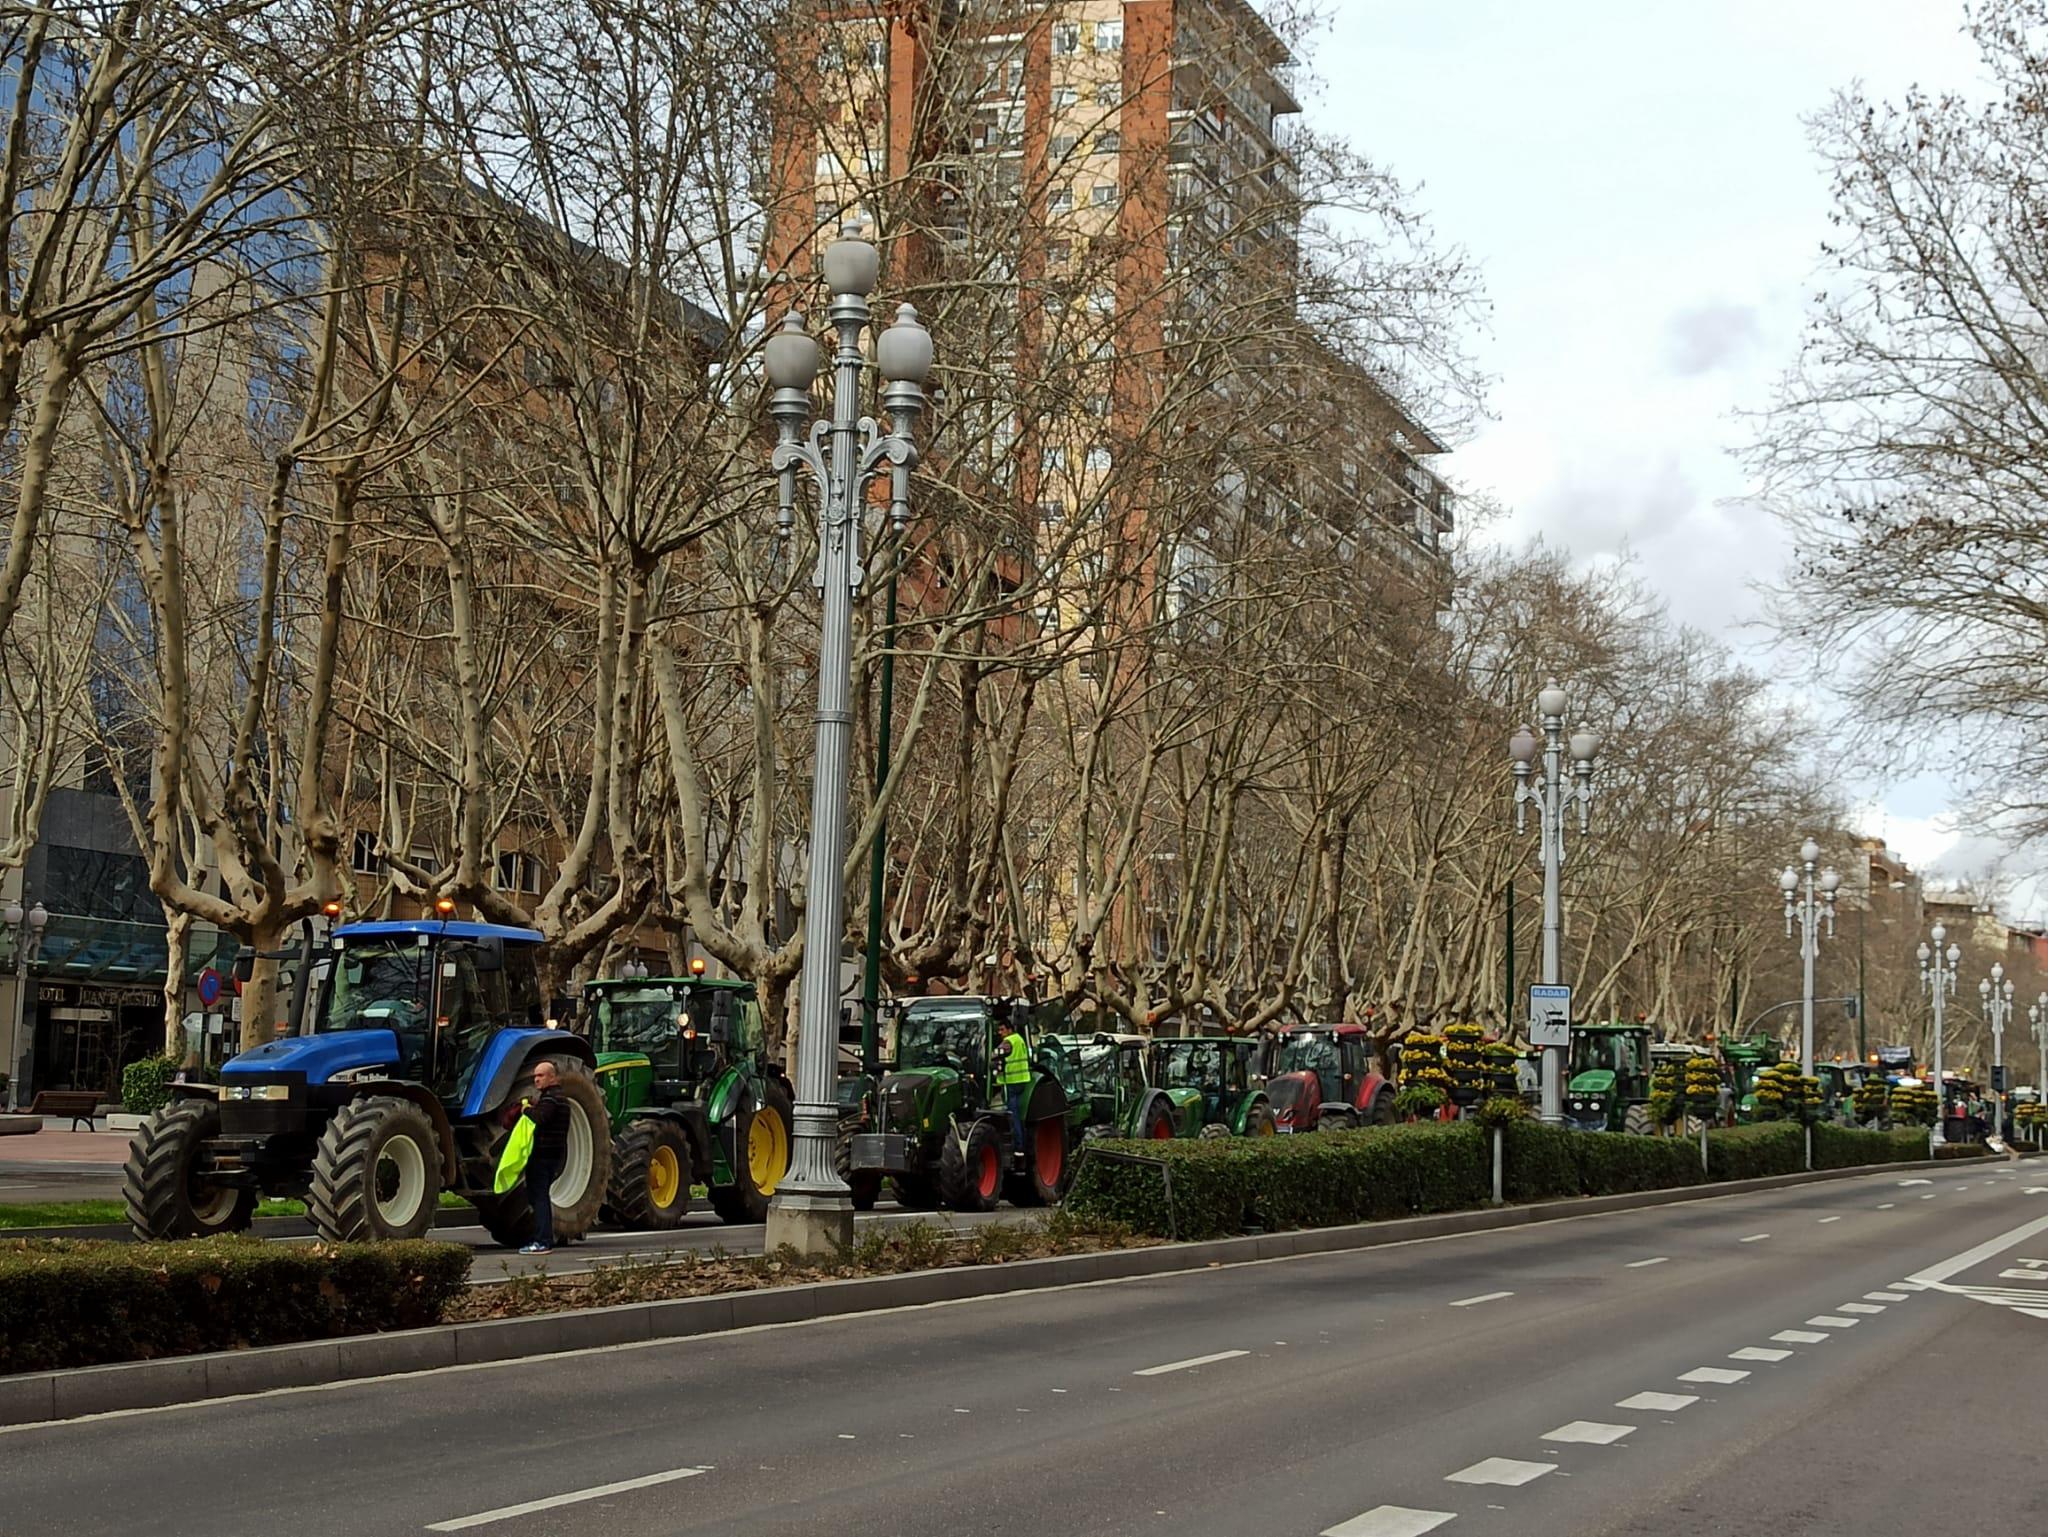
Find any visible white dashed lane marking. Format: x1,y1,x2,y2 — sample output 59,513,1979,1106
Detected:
1739,1233,1771,1243
1818,1216,1841,1224
1866,1292,1909,1301
1625,1257,1669,1268
1807,1315,1859,1328
1446,1458,1555,1487
1837,1303,1885,1314
425,1467,714,1532
1617,1391,1697,1412
1132,1350,1249,1376
1543,1421,1635,1445
1678,1366,1749,1384
1449,1291,1515,1308
1878,1203,1896,1209
1730,1346,1793,1362
1320,1508,1457,1537
1773,1330,1829,1344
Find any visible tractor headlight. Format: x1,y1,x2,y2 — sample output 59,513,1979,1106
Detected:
224,1084,292,1101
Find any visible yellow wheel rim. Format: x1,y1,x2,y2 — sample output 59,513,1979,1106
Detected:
648,1144,681,1209
1255,1116,1276,1137
749,1108,788,1194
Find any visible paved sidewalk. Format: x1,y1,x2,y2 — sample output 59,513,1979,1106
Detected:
0,1126,131,1176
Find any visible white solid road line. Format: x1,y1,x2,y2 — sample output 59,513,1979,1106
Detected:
425,1467,714,1531
1730,1346,1793,1362
1449,1291,1514,1307
1907,1212,2048,1287
1445,1458,1555,1487
1617,1391,1697,1411
1625,1257,1669,1268
1132,1349,1250,1376
1544,1420,1635,1445
1678,1366,1749,1384
1773,1330,1829,1344
1321,1507,1458,1537
1740,1233,1771,1243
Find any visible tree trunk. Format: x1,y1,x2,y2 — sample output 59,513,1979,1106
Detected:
238,926,286,1051
162,910,193,1061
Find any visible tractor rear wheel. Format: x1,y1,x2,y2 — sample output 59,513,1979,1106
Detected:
1141,1102,1177,1140
939,1118,1004,1212
1198,1122,1232,1140
1369,1090,1397,1126
710,1082,792,1225
1245,1104,1278,1138
469,1061,610,1247
1623,1103,1654,1137
308,1096,442,1242
1007,1116,1068,1205
832,1127,883,1211
122,1099,256,1239
609,1119,693,1230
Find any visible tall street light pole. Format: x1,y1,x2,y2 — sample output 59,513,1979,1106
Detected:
1978,962,2014,1139
4,899,49,1110
1509,682,1600,1126
1779,838,1839,1076
761,231,932,1257
1919,923,1960,1149
2032,991,2048,1106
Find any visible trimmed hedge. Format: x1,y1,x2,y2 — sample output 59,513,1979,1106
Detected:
0,1237,471,1374
1063,1123,1490,1240
1704,1123,1805,1181
1573,1127,1706,1194
1813,1124,1928,1169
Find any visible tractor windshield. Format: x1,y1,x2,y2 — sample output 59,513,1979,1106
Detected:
319,939,431,1033
594,989,679,1055
1276,1033,1342,1097
897,1002,987,1076
1156,1041,1224,1091
1573,1033,1645,1077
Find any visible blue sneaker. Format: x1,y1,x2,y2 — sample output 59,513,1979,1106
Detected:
518,1242,553,1255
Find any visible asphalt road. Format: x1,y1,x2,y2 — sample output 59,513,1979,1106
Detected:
7,1158,2048,1536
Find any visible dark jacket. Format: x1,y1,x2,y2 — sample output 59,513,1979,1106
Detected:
523,1083,570,1161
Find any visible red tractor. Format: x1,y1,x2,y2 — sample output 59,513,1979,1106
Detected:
1264,1023,1397,1132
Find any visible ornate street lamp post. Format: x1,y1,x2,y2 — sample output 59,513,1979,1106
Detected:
4,899,48,1110
1919,924,1961,1148
1977,962,2014,1139
1508,682,1599,1126
760,231,932,1255
1779,839,1839,1076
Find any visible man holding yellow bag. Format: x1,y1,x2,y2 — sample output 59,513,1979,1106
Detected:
496,1060,569,1254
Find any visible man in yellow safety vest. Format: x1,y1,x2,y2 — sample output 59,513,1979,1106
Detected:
996,1016,1032,1157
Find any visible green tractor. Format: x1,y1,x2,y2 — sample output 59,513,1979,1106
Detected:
1563,1020,1656,1134
1720,1032,1783,1122
1039,1031,1204,1143
1147,1035,1276,1138
583,974,794,1229
849,995,1073,1211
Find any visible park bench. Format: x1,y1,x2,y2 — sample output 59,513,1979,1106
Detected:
26,1090,104,1130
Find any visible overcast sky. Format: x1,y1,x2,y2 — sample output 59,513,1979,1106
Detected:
1312,0,2014,899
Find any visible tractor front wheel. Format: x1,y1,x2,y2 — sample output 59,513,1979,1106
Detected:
1623,1103,1654,1137
1007,1117,1068,1205
1318,1107,1358,1134
832,1130,882,1211
710,1082,792,1225
122,1099,256,1240
1198,1123,1232,1141
308,1096,443,1242
1245,1105,1278,1138
939,1118,1004,1212
609,1119,693,1230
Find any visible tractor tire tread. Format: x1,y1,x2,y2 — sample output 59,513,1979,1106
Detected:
121,1100,255,1239
607,1118,692,1231
307,1095,441,1243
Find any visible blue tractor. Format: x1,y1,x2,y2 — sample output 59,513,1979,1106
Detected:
120,920,610,1246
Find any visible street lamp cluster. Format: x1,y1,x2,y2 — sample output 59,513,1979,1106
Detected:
1508,682,1600,1125
1779,840,1839,1076
1979,962,2014,1139
1919,923,1962,1147
761,229,932,1257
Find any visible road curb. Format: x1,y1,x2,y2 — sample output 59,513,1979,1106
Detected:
0,1153,1993,1427
1,1205,478,1244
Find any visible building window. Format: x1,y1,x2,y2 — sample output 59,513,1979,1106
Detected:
1045,239,1072,265
1052,85,1078,109
1091,182,1118,207
1007,60,1023,95
1042,446,1067,471
866,37,886,68
495,851,542,895
1052,21,1080,55
1049,133,1077,158
1086,288,1115,314
1085,394,1109,417
1095,131,1120,154
350,831,380,876
1094,19,1124,51
1096,82,1122,107
1048,186,1074,213
1038,500,1066,526
1085,444,1112,472
815,151,842,180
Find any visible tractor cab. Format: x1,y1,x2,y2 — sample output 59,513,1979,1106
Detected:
584,976,759,1121
1719,1033,1782,1120
1564,1022,1655,1133
1042,1032,1147,1128
1149,1036,1275,1137
1265,1024,1394,1130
